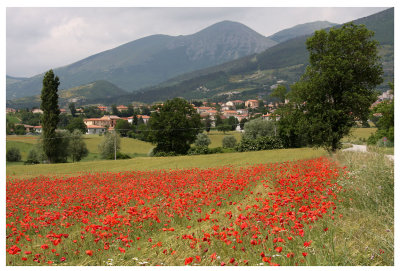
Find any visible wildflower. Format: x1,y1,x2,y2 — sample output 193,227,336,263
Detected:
85,250,93,256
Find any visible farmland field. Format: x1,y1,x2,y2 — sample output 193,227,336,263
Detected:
6,149,394,266
6,157,344,266
5,129,393,266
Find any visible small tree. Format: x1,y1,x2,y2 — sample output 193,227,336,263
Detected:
115,119,131,137
98,132,120,159
204,115,212,133
243,118,278,139
66,117,87,134
222,135,237,148
148,98,202,155
194,133,211,147
6,147,21,162
239,118,248,130
25,148,40,164
270,85,287,103
227,116,238,131
68,130,89,162
40,69,61,163
69,103,76,117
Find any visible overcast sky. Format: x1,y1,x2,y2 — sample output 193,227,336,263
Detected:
6,6,390,78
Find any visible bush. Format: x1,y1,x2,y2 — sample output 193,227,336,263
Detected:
243,118,278,139
236,136,284,152
153,151,177,157
222,135,237,148
187,146,225,155
25,148,40,164
188,146,210,155
194,133,211,147
98,132,121,159
105,152,131,160
6,147,21,162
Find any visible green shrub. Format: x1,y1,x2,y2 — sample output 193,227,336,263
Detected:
188,146,210,155
236,136,284,152
6,147,21,162
222,135,237,148
194,133,211,147
24,148,40,164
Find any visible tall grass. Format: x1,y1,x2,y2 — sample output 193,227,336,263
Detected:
314,151,394,265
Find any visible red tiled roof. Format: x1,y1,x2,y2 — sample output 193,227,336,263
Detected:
86,125,106,129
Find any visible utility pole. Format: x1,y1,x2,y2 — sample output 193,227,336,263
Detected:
114,129,117,161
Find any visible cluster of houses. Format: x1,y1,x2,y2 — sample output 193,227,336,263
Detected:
6,98,284,135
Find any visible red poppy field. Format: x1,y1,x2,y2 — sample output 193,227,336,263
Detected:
7,157,346,266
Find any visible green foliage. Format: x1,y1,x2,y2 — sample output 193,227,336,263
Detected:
270,84,287,103
243,118,278,139
6,147,21,162
14,125,27,135
24,148,41,164
84,106,104,118
69,103,76,117
291,23,383,152
54,130,71,163
368,85,394,145
203,115,212,133
149,98,202,155
40,70,61,163
20,111,41,126
66,117,87,134
68,130,89,162
115,119,132,137
239,118,248,130
194,133,211,147
187,146,225,155
236,136,284,152
129,124,151,142
277,104,308,148
98,132,121,159
227,116,239,131
222,135,237,148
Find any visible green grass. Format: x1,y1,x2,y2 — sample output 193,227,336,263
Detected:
6,141,35,161
6,147,326,179
206,131,243,148
83,135,154,155
323,150,394,265
342,128,377,144
6,114,21,124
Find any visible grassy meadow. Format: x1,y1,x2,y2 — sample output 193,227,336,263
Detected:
6,147,394,266
6,147,325,179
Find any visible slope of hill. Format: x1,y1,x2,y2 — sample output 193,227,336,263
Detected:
6,21,277,100
125,8,393,103
7,80,128,108
269,21,337,43
7,20,339,101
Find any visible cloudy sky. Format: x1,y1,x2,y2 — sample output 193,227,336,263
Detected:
6,5,390,78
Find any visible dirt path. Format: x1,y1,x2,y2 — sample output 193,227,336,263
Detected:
343,144,394,161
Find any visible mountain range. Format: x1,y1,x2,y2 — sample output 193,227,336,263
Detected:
7,20,337,100
119,7,393,104
7,8,393,107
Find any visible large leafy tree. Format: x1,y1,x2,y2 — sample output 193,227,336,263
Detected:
149,98,202,155
291,23,383,152
40,69,61,163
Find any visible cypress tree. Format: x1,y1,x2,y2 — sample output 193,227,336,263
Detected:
40,69,60,163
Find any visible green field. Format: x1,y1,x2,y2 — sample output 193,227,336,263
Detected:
5,128,380,178
6,147,326,179
342,127,377,143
